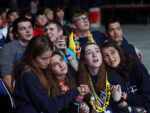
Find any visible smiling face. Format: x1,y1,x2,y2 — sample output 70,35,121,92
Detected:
84,44,102,69
102,47,120,68
35,50,52,69
50,54,68,77
45,23,62,43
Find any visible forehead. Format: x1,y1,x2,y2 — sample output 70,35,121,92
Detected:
56,9,64,12
75,14,87,19
85,44,99,51
17,21,31,27
45,23,57,29
108,22,121,28
50,54,61,62
36,14,46,18
9,12,18,16
102,47,117,52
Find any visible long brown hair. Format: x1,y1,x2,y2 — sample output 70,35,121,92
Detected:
101,42,138,81
49,51,76,98
78,43,106,96
12,35,53,95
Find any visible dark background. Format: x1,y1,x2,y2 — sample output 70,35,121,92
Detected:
0,0,150,24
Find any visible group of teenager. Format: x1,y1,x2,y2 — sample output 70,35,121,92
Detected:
0,7,150,113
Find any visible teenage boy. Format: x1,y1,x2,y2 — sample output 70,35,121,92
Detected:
44,20,78,71
0,17,34,93
104,17,142,60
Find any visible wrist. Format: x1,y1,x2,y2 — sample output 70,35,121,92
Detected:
66,53,73,62
122,92,127,101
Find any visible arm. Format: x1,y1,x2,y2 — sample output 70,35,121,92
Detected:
56,36,78,71
64,48,78,71
2,75,14,94
22,72,80,113
0,44,15,93
125,63,150,111
135,47,143,61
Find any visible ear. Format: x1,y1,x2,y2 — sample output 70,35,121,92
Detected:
58,29,63,36
15,33,19,38
72,23,76,29
104,31,109,39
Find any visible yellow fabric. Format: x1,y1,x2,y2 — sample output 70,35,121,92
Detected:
69,32,76,56
69,31,94,57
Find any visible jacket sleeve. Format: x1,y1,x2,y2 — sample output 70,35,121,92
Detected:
126,63,150,112
22,72,79,113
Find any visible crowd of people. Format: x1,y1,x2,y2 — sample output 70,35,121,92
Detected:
0,5,150,113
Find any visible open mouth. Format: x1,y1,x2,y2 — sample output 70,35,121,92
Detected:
61,67,66,71
93,59,99,63
26,34,31,38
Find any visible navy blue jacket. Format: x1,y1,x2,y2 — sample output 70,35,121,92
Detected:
120,38,139,60
14,64,80,113
125,62,150,112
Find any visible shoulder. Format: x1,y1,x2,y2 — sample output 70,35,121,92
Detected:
130,62,150,81
131,62,149,74
2,40,19,48
0,40,21,55
122,38,133,47
131,62,146,71
92,31,105,37
91,31,106,45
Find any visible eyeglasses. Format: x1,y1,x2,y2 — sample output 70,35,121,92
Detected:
73,17,88,23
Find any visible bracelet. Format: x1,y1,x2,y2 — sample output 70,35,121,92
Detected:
73,95,84,106
66,53,73,62
122,92,128,101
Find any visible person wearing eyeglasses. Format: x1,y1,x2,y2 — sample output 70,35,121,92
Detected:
68,10,105,61
68,10,143,61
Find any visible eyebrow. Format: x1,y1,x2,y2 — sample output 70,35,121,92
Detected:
85,47,100,52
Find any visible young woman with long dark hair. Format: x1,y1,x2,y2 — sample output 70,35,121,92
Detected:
12,35,89,113
101,42,150,113
78,42,127,113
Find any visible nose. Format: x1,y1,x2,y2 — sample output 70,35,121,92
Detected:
26,28,30,33
114,29,118,35
46,29,51,34
108,54,114,62
46,59,50,65
92,52,97,57
59,63,63,68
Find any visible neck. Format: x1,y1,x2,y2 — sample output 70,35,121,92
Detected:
39,25,45,31
75,30,89,38
116,40,122,46
108,39,122,46
18,40,29,46
88,67,99,76
56,74,66,81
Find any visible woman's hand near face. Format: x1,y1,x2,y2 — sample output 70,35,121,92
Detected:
79,102,89,113
78,84,90,96
111,85,122,102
